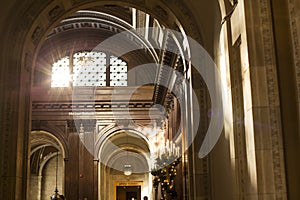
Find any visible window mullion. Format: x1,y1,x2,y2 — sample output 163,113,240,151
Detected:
106,53,110,86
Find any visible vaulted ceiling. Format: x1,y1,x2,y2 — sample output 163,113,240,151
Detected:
32,5,185,123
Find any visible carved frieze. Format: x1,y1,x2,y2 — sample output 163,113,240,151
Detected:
257,0,286,197
288,0,300,101
48,4,65,22
31,25,44,46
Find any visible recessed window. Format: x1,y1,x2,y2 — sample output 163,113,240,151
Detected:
73,52,107,86
51,51,127,87
110,56,128,86
51,57,70,87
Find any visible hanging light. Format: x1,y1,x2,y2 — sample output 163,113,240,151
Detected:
123,164,132,176
50,151,64,200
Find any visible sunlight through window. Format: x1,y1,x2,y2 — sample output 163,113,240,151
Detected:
73,52,107,86
51,52,128,87
110,56,128,86
51,57,70,87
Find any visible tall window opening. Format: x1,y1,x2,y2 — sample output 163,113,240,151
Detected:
51,57,70,87
110,56,128,86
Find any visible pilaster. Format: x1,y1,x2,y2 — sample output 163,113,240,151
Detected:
228,0,288,199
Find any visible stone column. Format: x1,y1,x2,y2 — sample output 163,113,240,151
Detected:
93,159,99,199
228,0,288,199
289,0,300,126
0,39,32,200
65,121,79,200
79,120,96,200
274,0,300,199
38,175,42,200
189,75,214,200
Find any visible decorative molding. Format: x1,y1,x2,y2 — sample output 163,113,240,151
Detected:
32,101,153,110
30,135,60,148
17,0,52,31
48,4,65,22
2,94,12,195
24,52,33,73
31,25,45,46
153,34,179,105
288,0,300,102
197,76,211,198
171,0,202,42
32,121,68,140
230,39,247,196
47,20,124,38
259,0,286,197
31,122,70,157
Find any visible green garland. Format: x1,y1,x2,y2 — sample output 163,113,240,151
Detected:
151,154,181,199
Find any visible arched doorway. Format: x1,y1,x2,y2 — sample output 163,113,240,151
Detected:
29,131,66,200
97,129,152,200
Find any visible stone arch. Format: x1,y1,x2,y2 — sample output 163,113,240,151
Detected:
0,0,222,198
30,130,67,158
29,130,66,200
31,127,69,158
1,1,222,104
96,126,153,199
1,0,208,81
95,124,153,159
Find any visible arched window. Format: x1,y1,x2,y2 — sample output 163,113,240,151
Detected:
51,51,128,87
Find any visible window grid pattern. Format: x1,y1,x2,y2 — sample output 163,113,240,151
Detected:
73,52,106,86
110,56,128,86
51,57,70,87
51,52,128,87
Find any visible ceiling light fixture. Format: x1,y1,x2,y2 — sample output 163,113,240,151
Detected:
123,164,132,176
